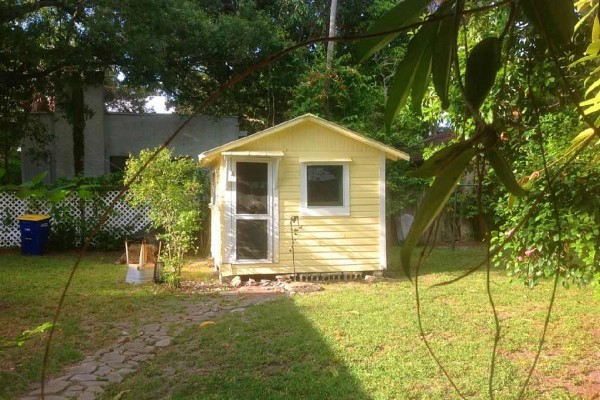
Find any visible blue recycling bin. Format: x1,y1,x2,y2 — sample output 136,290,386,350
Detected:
17,214,52,255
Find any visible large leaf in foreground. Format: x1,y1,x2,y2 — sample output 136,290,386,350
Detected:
401,146,477,280
355,0,432,63
464,37,502,111
385,23,437,130
520,0,576,46
410,42,433,115
412,139,476,179
432,8,459,109
487,148,527,197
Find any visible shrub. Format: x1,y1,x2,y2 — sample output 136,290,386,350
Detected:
124,148,206,287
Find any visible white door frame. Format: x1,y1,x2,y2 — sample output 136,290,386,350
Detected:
224,156,279,264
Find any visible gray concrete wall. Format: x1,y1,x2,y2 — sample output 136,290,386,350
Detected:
21,86,239,183
20,113,55,184
52,113,75,179
104,114,238,159
83,84,106,177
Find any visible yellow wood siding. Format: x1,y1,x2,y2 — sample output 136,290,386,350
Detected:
213,120,384,276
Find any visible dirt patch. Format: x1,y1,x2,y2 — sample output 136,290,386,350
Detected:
581,316,600,342
0,247,20,255
541,367,600,399
502,344,600,399
523,315,600,400
502,348,537,362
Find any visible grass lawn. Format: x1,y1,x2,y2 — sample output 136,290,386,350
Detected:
0,249,216,399
1,246,599,399
99,246,599,400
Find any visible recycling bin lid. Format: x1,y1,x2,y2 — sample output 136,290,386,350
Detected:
17,214,51,221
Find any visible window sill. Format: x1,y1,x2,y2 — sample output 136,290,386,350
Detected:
300,206,350,217
232,259,273,264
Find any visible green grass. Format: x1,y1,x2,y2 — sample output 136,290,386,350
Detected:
99,246,599,400
1,246,599,399
0,249,217,399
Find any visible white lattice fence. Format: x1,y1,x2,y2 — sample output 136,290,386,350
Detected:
0,191,149,247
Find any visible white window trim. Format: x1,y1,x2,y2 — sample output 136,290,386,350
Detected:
300,162,350,217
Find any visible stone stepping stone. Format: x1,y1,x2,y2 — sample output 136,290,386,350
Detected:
100,353,126,364
70,374,100,383
69,362,99,375
30,379,70,395
18,289,283,400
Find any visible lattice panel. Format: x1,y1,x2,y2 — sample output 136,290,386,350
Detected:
0,191,149,247
0,192,29,247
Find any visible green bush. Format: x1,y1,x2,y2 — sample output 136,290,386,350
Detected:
491,113,600,287
124,148,207,287
47,194,136,251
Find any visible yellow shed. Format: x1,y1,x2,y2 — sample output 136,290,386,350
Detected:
199,114,409,279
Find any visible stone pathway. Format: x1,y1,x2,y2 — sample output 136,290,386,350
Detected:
20,293,283,400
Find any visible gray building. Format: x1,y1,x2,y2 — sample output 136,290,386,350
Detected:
22,85,240,183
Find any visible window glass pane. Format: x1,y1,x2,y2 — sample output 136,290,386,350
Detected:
307,165,343,206
236,162,268,214
236,220,268,260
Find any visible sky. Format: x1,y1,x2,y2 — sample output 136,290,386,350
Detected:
145,95,173,114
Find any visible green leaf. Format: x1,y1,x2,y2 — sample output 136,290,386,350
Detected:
581,91,600,105
20,171,48,188
385,23,437,130
487,148,527,197
354,0,432,63
0,168,5,180
464,37,502,111
575,0,590,12
78,190,94,201
584,101,600,115
432,11,458,109
47,189,69,203
569,53,598,68
412,139,476,179
410,41,433,115
586,40,600,56
385,56,421,130
572,127,595,146
564,127,596,157
401,146,477,280
574,3,598,33
585,78,600,99
520,0,577,46
507,192,517,209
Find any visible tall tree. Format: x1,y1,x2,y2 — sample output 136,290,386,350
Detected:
324,0,339,117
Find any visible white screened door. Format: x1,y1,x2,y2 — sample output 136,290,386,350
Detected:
233,161,273,262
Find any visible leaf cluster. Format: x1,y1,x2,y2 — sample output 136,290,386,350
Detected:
124,148,206,286
354,0,588,282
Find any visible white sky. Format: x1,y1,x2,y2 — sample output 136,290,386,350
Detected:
145,95,173,114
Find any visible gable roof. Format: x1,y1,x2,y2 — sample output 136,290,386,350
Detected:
198,114,410,165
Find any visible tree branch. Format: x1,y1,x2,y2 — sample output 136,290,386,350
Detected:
0,0,76,24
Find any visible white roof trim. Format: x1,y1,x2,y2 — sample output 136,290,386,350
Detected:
199,114,410,165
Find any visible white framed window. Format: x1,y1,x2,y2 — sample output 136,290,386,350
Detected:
300,162,350,216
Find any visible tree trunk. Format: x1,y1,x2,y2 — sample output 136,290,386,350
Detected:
69,79,85,176
323,0,338,118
